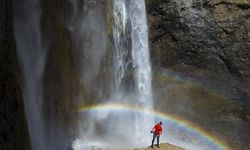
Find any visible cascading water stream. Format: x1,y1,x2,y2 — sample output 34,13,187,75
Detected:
73,0,154,148
130,0,154,136
130,0,153,110
113,0,154,143
112,0,127,98
12,0,46,150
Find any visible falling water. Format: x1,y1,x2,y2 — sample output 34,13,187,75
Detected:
130,0,153,109
12,0,46,150
113,0,153,141
73,0,154,148
112,0,153,104
112,0,127,98
130,0,154,140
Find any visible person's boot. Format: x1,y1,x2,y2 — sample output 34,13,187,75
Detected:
156,144,160,148
151,145,153,148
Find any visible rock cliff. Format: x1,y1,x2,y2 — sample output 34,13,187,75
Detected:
146,0,250,149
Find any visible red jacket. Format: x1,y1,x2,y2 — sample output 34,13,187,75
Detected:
152,123,162,135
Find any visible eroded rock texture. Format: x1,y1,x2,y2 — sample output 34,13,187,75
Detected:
146,0,250,149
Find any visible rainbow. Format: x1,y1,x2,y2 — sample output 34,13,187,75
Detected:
78,103,232,150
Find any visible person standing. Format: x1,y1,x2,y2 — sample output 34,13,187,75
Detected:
150,122,163,148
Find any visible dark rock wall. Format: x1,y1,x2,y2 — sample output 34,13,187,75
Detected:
0,0,31,150
146,0,250,149
147,0,250,104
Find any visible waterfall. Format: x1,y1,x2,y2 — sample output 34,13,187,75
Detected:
73,0,154,148
12,0,46,150
130,0,153,109
113,0,153,143
10,0,238,149
130,0,153,141
113,0,153,106
13,0,154,148
113,0,127,98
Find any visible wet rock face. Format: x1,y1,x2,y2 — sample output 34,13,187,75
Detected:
146,0,250,149
146,0,250,108
0,0,31,150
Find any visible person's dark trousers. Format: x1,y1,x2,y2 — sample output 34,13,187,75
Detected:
151,133,160,147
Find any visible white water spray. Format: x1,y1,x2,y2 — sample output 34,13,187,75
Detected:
130,0,153,109
113,0,154,143
130,0,154,141
113,0,127,97
74,0,154,148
